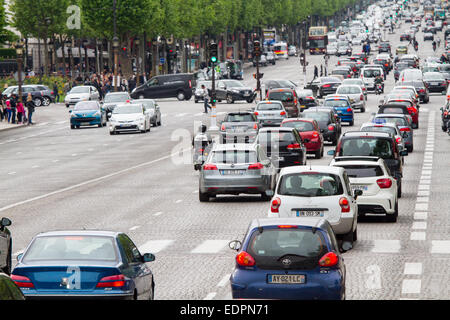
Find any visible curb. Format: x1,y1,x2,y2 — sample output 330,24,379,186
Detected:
0,123,26,132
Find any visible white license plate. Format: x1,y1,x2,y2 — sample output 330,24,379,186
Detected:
295,210,324,217
268,274,305,284
233,127,245,132
81,122,91,126
351,185,368,192
220,170,245,175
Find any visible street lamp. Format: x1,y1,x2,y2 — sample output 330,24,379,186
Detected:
66,40,73,81
15,41,24,104
135,37,140,87
113,36,119,92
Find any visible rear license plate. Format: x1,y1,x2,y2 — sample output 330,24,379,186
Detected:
268,274,305,284
233,127,245,132
295,210,324,217
120,124,132,127
220,170,245,175
351,185,368,192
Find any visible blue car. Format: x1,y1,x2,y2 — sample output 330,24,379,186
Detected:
323,95,354,126
70,101,107,129
229,218,346,300
11,231,155,300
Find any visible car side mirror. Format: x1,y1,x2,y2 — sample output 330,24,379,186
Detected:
0,217,11,228
229,240,242,251
69,110,72,113
327,150,336,156
16,253,23,261
142,253,155,263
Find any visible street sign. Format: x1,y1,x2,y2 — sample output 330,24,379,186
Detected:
13,71,26,82
160,58,165,64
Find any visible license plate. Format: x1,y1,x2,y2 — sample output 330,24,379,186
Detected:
432,83,440,86
120,124,132,127
268,274,305,284
351,185,368,192
220,170,245,175
81,122,91,126
295,210,324,217
233,127,245,132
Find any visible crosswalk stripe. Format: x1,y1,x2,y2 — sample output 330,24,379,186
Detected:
139,240,174,254
371,240,401,253
191,240,229,254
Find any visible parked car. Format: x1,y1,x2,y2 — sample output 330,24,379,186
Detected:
198,143,277,202
69,101,107,129
228,218,346,300
130,73,196,101
64,86,100,108
1,85,55,107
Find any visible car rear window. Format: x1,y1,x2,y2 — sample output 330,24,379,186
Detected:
210,150,257,164
324,100,349,108
375,117,408,127
362,126,396,135
340,138,393,158
23,236,118,262
336,86,360,94
257,103,283,111
301,112,330,122
258,131,295,144
225,114,255,122
338,165,384,178
381,107,407,114
278,173,344,197
268,91,294,102
247,228,328,270
363,69,381,77
282,121,314,132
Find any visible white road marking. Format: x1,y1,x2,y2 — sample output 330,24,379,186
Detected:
175,113,187,118
404,263,422,275
417,190,430,197
204,292,217,300
401,279,421,294
71,153,78,157
418,185,430,190
191,240,229,254
416,197,429,203
36,122,49,126
153,211,163,216
138,240,174,254
412,222,427,230
56,121,66,124
0,148,191,213
421,170,432,175
194,113,204,117
7,172,16,175
129,226,140,231
419,180,431,185
410,232,426,241
371,240,401,253
217,274,231,287
414,212,428,220
431,241,450,254
52,160,59,163
175,200,183,204
31,165,40,169
415,203,428,211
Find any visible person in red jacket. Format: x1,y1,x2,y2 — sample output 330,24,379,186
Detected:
16,100,25,124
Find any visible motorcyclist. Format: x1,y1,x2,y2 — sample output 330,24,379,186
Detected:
413,38,418,51
192,124,213,170
432,40,437,52
192,124,212,147
374,73,383,94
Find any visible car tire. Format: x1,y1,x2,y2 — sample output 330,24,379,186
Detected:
349,120,354,126
407,145,413,153
66,104,69,108
361,107,365,113
98,124,102,128
226,94,234,104
247,98,254,103
34,97,42,107
199,190,210,202
177,91,186,101
42,96,51,106
397,180,402,198
76,125,80,129
70,125,75,129
386,202,399,223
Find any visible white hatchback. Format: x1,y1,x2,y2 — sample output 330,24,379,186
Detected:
330,157,398,222
268,166,359,245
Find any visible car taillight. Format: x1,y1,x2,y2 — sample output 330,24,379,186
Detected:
360,94,364,101
188,80,192,89
328,125,335,131
377,178,393,189
236,251,255,267
11,275,34,288
339,197,350,213
347,107,352,112
287,143,301,150
203,164,218,170
96,274,126,288
419,89,425,93
253,123,258,130
442,82,447,86
248,163,264,170
319,252,339,267
347,74,351,78
221,124,225,131
306,96,314,100
445,111,449,116
254,111,259,116
280,111,286,116
271,197,281,213
323,84,331,88
400,127,411,132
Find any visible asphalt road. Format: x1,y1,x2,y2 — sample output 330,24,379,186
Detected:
0,21,449,300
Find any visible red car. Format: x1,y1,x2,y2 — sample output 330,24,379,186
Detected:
281,119,324,159
381,100,419,129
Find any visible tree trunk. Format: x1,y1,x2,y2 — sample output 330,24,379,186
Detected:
84,41,89,76
52,37,59,75
43,36,49,76
60,35,66,76
37,38,42,76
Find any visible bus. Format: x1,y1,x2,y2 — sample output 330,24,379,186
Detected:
308,26,328,54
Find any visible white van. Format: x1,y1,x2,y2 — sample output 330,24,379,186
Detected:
360,67,383,90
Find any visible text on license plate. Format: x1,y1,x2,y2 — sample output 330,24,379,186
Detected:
220,170,245,175
295,211,324,217
268,274,305,284
351,185,368,191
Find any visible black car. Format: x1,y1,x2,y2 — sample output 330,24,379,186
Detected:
0,273,24,300
306,77,342,98
1,85,55,107
423,72,448,93
331,131,406,197
400,33,411,41
0,217,12,275
256,127,307,169
297,89,318,111
378,42,391,54
215,79,256,104
398,80,429,103
373,58,391,74
130,73,196,101
300,108,341,145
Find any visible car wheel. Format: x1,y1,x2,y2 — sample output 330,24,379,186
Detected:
332,138,338,146
247,98,254,103
386,202,399,223
177,91,186,101
407,145,413,153
98,124,102,128
34,97,42,107
42,96,51,106
71,125,75,129
397,180,402,198
76,125,80,129
66,104,70,108
361,107,365,113
195,99,199,103
109,131,115,135
199,190,210,202
226,94,234,104
349,120,354,126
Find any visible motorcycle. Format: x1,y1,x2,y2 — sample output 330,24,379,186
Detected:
375,83,383,95
193,133,212,171
414,44,418,52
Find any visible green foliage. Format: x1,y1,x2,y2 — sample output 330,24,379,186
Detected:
0,48,17,59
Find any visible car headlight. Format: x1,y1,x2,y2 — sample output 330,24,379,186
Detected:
231,89,240,93
93,111,101,116
71,113,77,118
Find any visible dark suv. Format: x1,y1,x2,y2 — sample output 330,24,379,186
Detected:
300,107,341,145
329,131,407,197
378,42,391,54
130,73,196,101
2,85,55,107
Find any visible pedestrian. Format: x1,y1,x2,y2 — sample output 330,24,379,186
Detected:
320,65,323,77
201,85,211,113
9,94,17,124
0,95,5,122
5,98,11,123
25,93,35,125
314,65,318,79
53,82,60,103
16,100,25,124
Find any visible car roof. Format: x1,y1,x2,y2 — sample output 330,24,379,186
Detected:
211,143,258,152
330,157,385,166
106,92,129,96
280,165,344,176
342,131,391,138
259,127,296,133
35,230,120,238
248,218,330,230
374,113,409,119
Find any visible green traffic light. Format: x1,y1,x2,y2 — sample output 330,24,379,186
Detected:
211,57,217,63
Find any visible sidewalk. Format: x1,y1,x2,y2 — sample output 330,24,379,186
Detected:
0,121,26,132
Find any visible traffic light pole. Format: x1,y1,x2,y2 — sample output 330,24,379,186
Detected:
210,62,218,131
256,57,262,101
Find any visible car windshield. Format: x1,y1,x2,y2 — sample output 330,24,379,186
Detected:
70,87,90,94
422,66,439,73
282,121,314,132
210,150,257,164
268,91,294,102
104,94,129,103
225,80,244,87
23,236,117,261
278,173,344,197
336,86,360,94
257,103,283,111
337,165,384,178
362,126,396,135
340,138,393,158
324,100,349,107
74,102,99,111
225,114,254,122
363,69,381,77
246,228,327,269
302,112,330,122
424,73,444,80
196,81,212,89
113,105,143,114
276,80,295,88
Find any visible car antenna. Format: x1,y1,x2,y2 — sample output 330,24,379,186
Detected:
257,219,263,234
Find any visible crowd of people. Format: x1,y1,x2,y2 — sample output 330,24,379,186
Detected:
0,92,36,125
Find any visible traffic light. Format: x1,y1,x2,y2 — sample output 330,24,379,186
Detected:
209,43,218,63
253,40,261,57
122,47,127,52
